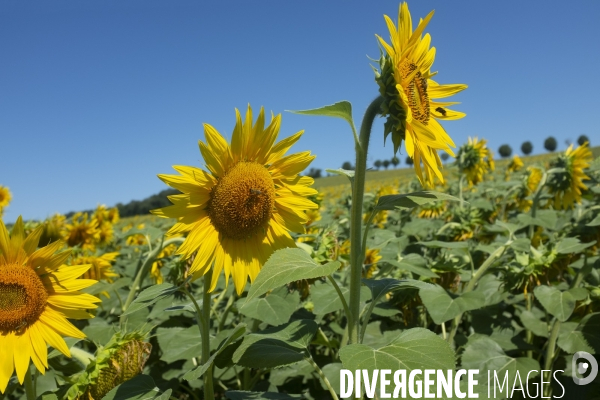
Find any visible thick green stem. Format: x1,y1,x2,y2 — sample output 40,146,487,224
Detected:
123,237,185,312
70,346,95,367
543,319,562,397
348,96,384,344
458,174,464,209
24,366,36,400
202,269,215,400
306,356,340,400
447,243,509,344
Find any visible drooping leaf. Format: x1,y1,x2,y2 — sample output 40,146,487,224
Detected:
246,248,340,302
101,375,164,400
122,283,178,316
287,101,355,135
375,191,462,210
533,285,575,322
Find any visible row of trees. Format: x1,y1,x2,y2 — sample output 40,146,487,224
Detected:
497,134,590,158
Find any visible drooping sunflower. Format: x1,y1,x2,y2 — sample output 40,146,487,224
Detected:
456,137,495,185
0,185,11,209
516,166,544,212
375,2,467,187
153,105,318,294
0,217,100,392
507,155,524,173
546,142,592,209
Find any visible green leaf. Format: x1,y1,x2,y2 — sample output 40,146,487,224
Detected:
375,191,462,210
287,101,355,134
533,285,575,322
516,209,557,230
122,283,178,316
232,320,317,369
519,310,549,338
557,313,600,354
246,248,340,302
239,288,299,326
417,240,469,249
184,324,246,381
587,214,600,227
510,238,531,253
310,281,370,315
361,278,403,305
555,237,595,254
339,328,455,395
225,392,304,400
156,326,203,363
461,335,540,398
325,169,355,186
101,374,164,400
403,280,486,324
383,254,439,278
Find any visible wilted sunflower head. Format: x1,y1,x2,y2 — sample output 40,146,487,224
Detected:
153,105,318,295
0,217,99,393
456,137,494,185
63,212,101,250
0,186,11,209
546,142,592,209
375,2,467,188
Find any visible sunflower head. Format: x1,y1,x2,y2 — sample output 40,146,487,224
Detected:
153,105,318,295
68,330,151,400
0,217,99,392
507,155,524,173
375,2,467,187
363,248,382,278
546,142,592,209
39,214,67,247
457,137,495,185
71,252,119,283
418,201,446,219
0,186,11,210
63,212,101,250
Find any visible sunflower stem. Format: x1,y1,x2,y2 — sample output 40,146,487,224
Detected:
122,237,185,312
202,269,215,400
24,365,36,400
348,95,384,345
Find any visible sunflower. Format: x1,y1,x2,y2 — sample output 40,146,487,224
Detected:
62,212,100,250
546,142,592,209
516,167,544,212
0,217,100,392
456,137,495,185
71,252,120,283
150,242,179,284
375,2,467,187
153,105,318,294
418,201,446,219
363,248,382,278
0,186,11,209
507,155,524,173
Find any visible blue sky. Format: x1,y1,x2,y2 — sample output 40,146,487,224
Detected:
1,1,599,222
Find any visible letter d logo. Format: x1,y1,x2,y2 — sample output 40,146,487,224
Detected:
572,351,598,385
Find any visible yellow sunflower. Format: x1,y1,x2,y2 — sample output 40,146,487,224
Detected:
0,186,11,209
507,155,524,173
62,212,100,250
150,242,180,284
39,214,67,247
418,201,446,219
71,252,120,283
363,248,382,278
517,167,544,212
153,105,318,294
375,2,467,187
456,137,495,185
547,142,592,209
0,217,100,392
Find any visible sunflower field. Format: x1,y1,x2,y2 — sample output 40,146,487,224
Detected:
2,3,600,400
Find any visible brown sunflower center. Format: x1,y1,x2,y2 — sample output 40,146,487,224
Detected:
0,263,48,332
208,161,275,240
401,59,430,124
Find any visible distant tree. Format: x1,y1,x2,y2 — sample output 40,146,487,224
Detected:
306,168,322,178
405,156,414,165
498,144,512,158
382,160,391,170
521,141,533,155
374,160,382,170
544,136,557,152
440,152,450,162
342,161,354,170
578,135,590,146
391,156,400,168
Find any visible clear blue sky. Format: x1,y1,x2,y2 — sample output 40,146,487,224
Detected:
1,1,599,222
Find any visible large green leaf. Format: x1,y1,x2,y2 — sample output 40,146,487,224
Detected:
516,209,557,230
232,320,317,369
375,191,461,210
558,313,600,354
246,248,340,302
122,284,178,316
287,101,355,134
461,335,540,398
156,326,203,363
310,281,370,315
418,240,470,249
101,374,166,400
184,324,246,381
533,285,575,322
383,254,439,278
239,288,299,326
519,310,549,338
555,237,595,254
339,328,455,396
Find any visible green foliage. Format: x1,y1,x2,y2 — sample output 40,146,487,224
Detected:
521,140,533,155
544,136,558,152
498,144,512,158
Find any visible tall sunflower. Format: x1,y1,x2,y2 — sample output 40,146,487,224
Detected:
547,142,592,209
375,2,467,187
153,105,318,294
62,212,100,250
0,186,11,209
0,217,100,392
456,137,495,185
